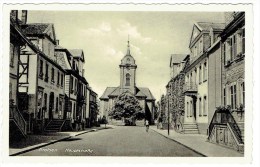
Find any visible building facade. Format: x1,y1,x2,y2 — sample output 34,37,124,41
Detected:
100,40,156,123
165,54,189,131
18,20,66,133
183,22,225,134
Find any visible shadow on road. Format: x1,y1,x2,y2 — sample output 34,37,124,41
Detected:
62,137,82,142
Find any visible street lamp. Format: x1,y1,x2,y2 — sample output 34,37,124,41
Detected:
168,94,170,136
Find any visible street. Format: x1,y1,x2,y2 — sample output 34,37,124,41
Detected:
20,126,203,156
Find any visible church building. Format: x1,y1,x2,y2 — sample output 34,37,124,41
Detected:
99,40,156,123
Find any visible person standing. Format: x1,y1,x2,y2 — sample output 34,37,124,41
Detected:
145,120,149,132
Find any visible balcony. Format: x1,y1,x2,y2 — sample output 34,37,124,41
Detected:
183,82,198,96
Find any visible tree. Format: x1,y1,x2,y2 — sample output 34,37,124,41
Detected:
108,91,144,124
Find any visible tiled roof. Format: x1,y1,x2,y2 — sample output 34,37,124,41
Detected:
137,87,155,100
69,49,83,58
109,87,121,97
197,22,225,31
55,51,71,70
100,87,118,99
21,23,50,35
100,86,155,101
170,54,187,65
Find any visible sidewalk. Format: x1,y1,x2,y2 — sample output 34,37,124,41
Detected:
9,125,110,156
150,126,243,157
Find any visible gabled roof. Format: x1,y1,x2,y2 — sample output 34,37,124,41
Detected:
69,49,85,62
189,22,225,48
136,87,155,100
170,54,188,67
109,87,121,97
21,23,56,43
196,22,225,31
55,51,72,70
100,87,117,100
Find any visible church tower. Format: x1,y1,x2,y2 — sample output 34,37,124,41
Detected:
119,39,137,94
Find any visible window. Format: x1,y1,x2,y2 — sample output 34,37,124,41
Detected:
232,35,237,59
57,71,60,86
75,79,78,93
125,73,130,86
194,68,197,84
39,60,44,79
230,85,237,110
199,97,202,116
203,61,207,81
61,74,63,87
199,65,202,83
10,43,15,67
187,102,189,117
9,83,12,100
51,68,55,83
223,88,226,106
45,63,49,82
70,76,74,93
203,96,207,116
242,28,245,55
224,38,232,65
241,82,245,106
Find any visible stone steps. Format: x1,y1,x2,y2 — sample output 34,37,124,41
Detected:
183,123,199,134
45,119,65,132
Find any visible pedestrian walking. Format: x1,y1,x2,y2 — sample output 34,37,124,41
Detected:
145,120,149,132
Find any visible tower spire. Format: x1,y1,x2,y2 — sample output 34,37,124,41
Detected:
127,35,131,55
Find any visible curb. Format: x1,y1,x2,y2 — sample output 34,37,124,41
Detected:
10,127,106,156
150,128,207,157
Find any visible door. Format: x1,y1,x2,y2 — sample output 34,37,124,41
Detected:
49,92,54,120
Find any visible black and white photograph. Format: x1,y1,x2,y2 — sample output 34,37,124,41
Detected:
1,2,255,163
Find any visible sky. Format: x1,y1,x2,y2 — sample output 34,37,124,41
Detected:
27,11,225,101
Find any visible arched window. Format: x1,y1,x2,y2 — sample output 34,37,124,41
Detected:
125,73,130,86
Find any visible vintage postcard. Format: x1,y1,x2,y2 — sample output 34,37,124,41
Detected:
1,2,254,164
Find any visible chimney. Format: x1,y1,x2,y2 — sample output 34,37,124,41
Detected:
21,10,27,24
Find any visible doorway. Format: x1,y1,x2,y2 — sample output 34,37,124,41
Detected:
49,92,54,120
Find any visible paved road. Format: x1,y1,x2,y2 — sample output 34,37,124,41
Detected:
20,126,203,156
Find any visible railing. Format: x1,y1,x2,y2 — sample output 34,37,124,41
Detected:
9,105,27,136
208,107,243,144
183,82,198,93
